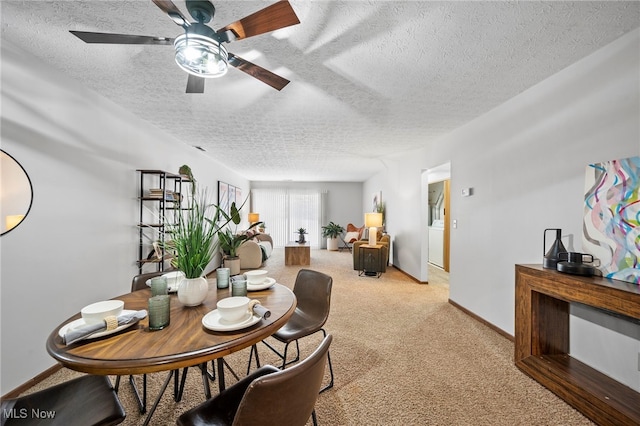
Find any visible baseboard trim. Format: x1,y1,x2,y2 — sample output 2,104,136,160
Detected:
1,364,62,399
391,265,427,283
448,299,514,341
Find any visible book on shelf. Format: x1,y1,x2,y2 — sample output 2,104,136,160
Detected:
148,189,176,201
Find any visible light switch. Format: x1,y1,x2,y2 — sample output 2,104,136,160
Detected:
462,187,473,197
453,219,457,229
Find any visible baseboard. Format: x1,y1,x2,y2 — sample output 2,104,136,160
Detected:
448,299,514,341
391,265,427,283
1,364,62,399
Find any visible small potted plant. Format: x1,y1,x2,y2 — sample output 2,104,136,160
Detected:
219,202,262,275
322,221,344,251
297,227,307,244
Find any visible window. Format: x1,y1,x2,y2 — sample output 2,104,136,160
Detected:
251,188,326,248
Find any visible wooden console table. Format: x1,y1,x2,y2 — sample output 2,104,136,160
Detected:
515,264,640,425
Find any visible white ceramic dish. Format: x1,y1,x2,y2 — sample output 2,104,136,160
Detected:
202,310,261,332
59,310,138,340
247,277,276,291
244,269,268,284
80,300,124,324
216,296,250,322
146,271,185,293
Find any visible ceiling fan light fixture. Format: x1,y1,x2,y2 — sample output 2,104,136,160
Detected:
174,33,228,78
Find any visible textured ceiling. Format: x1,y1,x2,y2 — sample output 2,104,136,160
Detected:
2,1,639,181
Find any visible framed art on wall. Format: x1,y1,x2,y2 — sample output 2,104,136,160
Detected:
218,181,229,215
583,155,640,284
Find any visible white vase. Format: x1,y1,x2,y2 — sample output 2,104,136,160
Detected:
327,237,339,251
177,276,208,307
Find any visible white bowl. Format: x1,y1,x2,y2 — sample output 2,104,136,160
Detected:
162,271,186,288
244,269,268,284
81,300,124,324
216,296,250,323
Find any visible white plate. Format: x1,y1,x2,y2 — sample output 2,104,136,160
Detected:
247,277,276,291
202,310,261,331
58,310,139,340
146,271,184,293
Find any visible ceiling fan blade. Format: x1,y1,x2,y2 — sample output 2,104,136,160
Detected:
151,0,191,27
186,75,205,93
70,31,173,45
217,1,300,41
228,53,290,91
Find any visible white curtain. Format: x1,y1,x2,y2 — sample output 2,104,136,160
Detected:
251,188,327,248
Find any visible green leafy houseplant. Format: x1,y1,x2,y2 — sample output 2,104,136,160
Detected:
166,190,227,279
321,222,344,238
218,202,263,258
218,228,249,258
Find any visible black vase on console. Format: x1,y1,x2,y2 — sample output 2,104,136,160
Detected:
543,228,568,269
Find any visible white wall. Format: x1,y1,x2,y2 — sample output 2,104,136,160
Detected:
0,40,249,394
365,29,640,389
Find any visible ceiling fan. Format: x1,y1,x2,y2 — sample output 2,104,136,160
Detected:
70,0,300,93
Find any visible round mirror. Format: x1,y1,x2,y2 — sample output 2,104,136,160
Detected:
1,150,33,235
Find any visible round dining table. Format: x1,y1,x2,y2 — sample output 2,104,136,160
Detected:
46,281,296,424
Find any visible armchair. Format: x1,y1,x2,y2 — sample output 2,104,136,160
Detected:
341,223,365,252
353,232,390,271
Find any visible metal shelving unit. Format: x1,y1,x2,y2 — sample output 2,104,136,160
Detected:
137,169,190,274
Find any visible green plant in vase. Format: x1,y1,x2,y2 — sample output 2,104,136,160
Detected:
297,227,307,244
322,221,344,251
218,201,262,275
165,189,229,306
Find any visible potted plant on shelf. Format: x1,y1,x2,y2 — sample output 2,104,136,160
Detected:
165,188,229,307
322,221,344,251
297,227,307,244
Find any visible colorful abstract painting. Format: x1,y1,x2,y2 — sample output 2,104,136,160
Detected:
583,156,640,284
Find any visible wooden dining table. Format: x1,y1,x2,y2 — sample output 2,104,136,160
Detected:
46,281,296,425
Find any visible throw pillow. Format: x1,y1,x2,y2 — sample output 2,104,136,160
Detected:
344,231,360,243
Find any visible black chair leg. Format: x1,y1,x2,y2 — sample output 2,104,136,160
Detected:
320,350,334,393
246,344,261,374
311,408,318,426
319,328,334,393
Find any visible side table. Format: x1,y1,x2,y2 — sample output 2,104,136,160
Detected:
358,244,385,277
285,241,310,265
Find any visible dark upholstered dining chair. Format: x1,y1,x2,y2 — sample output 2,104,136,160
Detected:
1,375,125,426
177,335,332,426
248,268,334,393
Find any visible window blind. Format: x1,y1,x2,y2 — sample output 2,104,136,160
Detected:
251,188,326,248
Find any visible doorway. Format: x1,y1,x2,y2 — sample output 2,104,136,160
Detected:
420,163,451,282
428,179,450,271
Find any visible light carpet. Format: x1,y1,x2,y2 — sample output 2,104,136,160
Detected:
23,248,593,425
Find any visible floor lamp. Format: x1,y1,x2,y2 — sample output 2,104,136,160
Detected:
364,213,383,246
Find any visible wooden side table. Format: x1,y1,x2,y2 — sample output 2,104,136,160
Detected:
358,244,385,277
285,241,310,265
